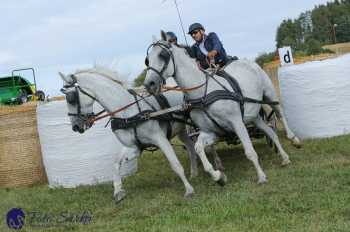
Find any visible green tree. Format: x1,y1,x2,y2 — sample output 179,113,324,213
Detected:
275,0,350,53
305,38,322,55
335,15,350,42
255,52,276,68
133,69,146,87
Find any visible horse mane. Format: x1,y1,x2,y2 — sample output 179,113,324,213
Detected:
175,44,195,59
75,65,128,88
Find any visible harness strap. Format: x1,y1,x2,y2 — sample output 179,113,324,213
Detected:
154,94,173,139
210,71,245,118
242,97,279,105
132,94,143,147
187,90,244,109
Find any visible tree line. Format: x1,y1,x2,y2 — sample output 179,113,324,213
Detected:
256,0,350,66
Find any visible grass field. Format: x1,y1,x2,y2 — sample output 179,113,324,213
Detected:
323,42,350,55
1,133,350,232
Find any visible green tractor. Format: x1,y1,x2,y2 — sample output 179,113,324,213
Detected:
0,68,45,105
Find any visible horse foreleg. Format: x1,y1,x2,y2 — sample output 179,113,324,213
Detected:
254,116,291,166
177,128,198,178
113,146,139,203
195,132,227,186
154,134,194,198
231,117,267,184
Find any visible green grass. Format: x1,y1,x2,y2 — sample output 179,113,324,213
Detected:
1,134,350,231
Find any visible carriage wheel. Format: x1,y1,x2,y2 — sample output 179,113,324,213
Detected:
35,90,46,101
187,126,199,143
18,90,28,104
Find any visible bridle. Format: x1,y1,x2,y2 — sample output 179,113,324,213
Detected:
145,41,208,93
145,42,176,85
60,74,104,127
60,73,153,128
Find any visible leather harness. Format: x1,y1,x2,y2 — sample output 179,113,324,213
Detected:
110,89,190,150
145,42,280,137
185,69,279,135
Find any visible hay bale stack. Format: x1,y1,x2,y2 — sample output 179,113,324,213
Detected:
0,102,47,187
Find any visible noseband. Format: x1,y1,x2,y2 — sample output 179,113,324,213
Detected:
145,42,176,84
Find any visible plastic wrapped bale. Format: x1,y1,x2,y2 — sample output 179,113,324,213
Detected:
36,100,137,188
278,54,350,139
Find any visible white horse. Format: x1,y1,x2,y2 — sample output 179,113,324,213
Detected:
58,66,199,203
144,31,301,185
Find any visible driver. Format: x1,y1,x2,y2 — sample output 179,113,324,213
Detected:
166,31,178,45
188,23,228,69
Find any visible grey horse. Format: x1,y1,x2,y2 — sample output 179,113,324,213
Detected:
59,66,200,203
144,31,301,185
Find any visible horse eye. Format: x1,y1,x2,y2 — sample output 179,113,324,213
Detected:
145,57,149,67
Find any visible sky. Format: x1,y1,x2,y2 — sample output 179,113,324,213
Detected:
0,0,329,96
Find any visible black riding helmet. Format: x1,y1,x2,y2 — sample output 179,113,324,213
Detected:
188,23,204,34
166,31,177,42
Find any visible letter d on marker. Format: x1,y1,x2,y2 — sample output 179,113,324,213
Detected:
278,46,294,66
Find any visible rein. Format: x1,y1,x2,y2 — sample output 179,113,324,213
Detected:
90,81,206,123
89,96,149,124
161,82,206,93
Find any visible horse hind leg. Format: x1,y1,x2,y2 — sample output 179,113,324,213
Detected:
262,82,302,148
254,116,291,166
177,128,199,178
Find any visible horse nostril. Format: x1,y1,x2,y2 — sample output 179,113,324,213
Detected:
149,81,155,87
72,125,79,132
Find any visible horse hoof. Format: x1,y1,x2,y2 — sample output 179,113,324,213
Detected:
258,177,268,185
216,172,227,187
291,137,302,148
114,190,126,204
217,165,225,172
281,159,291,166
184,191,195,199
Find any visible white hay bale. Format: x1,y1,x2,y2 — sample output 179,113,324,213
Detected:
37,100,137,188
278,54,350,139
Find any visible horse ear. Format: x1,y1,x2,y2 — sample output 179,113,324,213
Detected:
58,72,72,83
160,30,167,41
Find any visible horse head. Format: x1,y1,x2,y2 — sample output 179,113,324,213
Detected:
144,30,176,95
59,72,95,133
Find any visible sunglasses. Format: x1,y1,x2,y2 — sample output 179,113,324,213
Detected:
190,30,200,37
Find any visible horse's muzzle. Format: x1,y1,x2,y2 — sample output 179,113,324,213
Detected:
72,124,85,134
145,80,160,95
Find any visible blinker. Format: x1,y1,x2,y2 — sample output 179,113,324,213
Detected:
66,90,78,105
